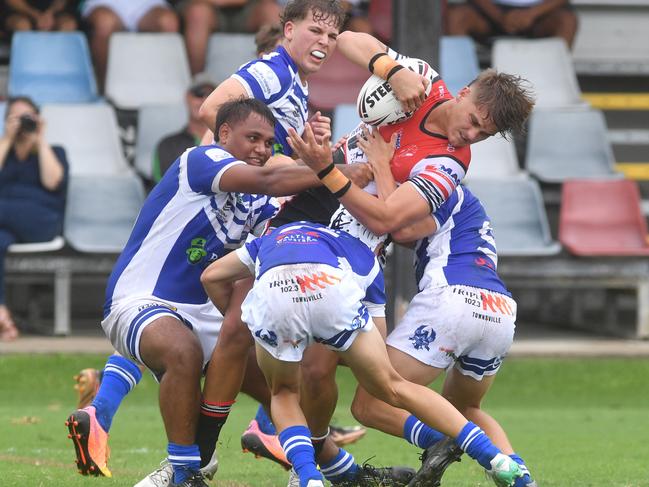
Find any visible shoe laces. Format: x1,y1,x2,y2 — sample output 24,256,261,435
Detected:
176,471,208,487
148,460,173,486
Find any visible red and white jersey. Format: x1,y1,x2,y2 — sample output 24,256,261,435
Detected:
342,58,471,213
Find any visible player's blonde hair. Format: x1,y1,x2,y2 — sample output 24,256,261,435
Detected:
469,69,535,137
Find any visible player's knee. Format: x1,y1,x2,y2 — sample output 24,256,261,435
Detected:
301,360,336,387
350,392,374,427
164,338,203,374
219,317,254,351
365,377,404,409
270,380,300,397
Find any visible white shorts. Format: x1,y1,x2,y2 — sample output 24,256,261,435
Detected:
386,285,516,380
241,263,374,362
81,0,170,31
101,297,223,369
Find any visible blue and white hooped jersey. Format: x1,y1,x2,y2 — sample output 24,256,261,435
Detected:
414,186,509,295
103,145,280,318
237,222,386,308
232,46,309,156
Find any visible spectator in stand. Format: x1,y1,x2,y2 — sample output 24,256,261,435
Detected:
3,0,79,32
0,97,68,341
180,0,282,75
79,0,180,92
446,0,578,49
342,0,371,33
254,21,282,56
152,73,217,184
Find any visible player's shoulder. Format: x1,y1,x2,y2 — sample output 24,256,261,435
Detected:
241,48,295,82
421,141,471,169
187,144,236,164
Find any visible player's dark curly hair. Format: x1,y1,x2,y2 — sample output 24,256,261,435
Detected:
469,69,535,137
280,0,346,30
214,98,276,139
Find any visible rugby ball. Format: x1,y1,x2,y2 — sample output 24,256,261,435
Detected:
356,57,436,126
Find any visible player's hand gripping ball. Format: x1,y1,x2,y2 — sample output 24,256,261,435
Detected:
357,57,435,126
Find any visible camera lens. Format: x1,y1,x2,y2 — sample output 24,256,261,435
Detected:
19,115,38,133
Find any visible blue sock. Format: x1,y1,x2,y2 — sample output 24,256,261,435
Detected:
255,404,277,435
319,447,360,485
403,415,445,448
167,442,201,484
510,453,533,486
90,355,142,432
454,422,500,470
279,425,322,487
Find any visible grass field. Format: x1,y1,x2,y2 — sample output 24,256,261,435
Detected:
1,354,649,487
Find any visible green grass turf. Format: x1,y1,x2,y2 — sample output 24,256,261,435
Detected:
1,354,649,486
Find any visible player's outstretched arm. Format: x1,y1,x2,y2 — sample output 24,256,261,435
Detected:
356,127,439,242
199,78,249,133
336,31,428,112
218,156,373,197
288,124,431,235
201,252,252,315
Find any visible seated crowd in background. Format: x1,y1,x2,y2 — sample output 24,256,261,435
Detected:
0,0,375,89
2,0,79,33
152,20,282,184
0,96,68,341
446,0,578,49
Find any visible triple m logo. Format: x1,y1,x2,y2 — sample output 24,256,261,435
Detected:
295,272,341,293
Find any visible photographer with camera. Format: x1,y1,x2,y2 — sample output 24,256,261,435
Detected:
0,96,69,341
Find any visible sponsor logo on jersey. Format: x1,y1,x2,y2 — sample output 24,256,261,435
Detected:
447,144,456,153
137,302,178,312
394,129,403,149
438,164,462,185
255,328,278,347
440,346,457,360
247,62,281,98
480,291,514,316
472,311,502,323
408,325,436,351
351,315,364,330
475,256,495,269
275,230,319,245
186,237,208,264
295,271,341,293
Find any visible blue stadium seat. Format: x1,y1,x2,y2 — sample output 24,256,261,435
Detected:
64,174,145,253
440,36,479,96
136,103,189,180
464,135,521,181
493,38,586,109
42,103,131,176
8,32,98,105
465,177,561,256
526,108,621,183
106,33,191,110
205,33,256,84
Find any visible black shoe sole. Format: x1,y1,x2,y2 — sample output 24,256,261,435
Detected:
407,438,463,487
65,411,106,476
241,433,291,470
